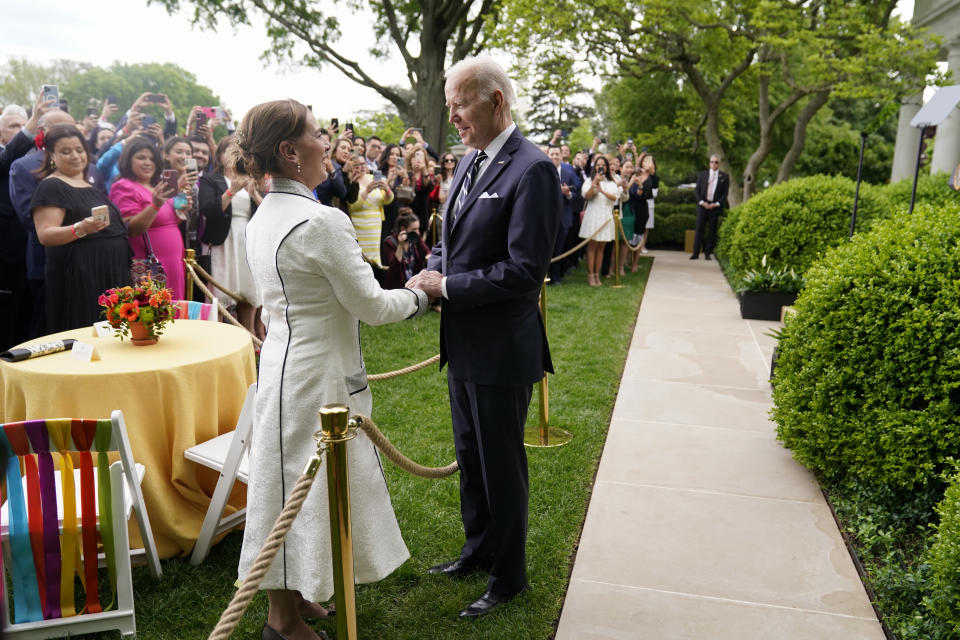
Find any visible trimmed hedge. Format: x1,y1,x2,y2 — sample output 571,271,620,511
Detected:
717,175,890,277
926,470,960,635
883,171,957,212
772,202,960,492
647,213,696,248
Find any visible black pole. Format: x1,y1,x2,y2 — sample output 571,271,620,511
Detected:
849,132,868,239
909,126,926,216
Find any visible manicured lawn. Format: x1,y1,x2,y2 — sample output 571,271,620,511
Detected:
115,259,652,639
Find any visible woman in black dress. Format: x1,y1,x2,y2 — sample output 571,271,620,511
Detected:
30,125,138,332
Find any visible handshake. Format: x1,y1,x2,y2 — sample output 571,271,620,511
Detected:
405,270,442,303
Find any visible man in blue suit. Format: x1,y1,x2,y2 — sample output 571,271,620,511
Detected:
547,144,582,284
407,56,561,619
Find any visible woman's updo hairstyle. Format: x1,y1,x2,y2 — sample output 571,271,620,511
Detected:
229,99,310,181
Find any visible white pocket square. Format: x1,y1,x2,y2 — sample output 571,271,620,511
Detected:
479,191,499,199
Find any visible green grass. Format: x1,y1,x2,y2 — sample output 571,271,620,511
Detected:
91,260,651,639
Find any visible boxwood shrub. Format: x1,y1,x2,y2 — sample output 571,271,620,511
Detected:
647,213,696,248
926,470,960,635
772,202,960,492
883,171,957,212
719,175,890,277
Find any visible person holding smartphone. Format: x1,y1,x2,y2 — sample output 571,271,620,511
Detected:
403,144,436,232
377,143,404,242
348,157,394,268
29,125,135,331
578,155,620,286
109,137,187,299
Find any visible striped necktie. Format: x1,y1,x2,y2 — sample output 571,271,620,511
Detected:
453,151,487,222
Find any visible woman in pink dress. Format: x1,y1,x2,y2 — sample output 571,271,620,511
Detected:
109,137,190,299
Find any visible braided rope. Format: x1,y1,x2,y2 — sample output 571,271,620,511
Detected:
354,414,458,478
615,216,646,254
191,260,253,306
368,354,441,381
550,218,611,263
184,261,264,348
207,461,322,640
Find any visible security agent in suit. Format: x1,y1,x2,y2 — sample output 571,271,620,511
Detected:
547,145,582,284
406,56,561,619
691,154,729,260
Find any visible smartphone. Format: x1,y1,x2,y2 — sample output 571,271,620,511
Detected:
59,99,69,113
87,107,98,118
106,95,117,105
184,158,198,174
42,84,59,107
434,166,442,176
397,157,405,168
331,117,339,129
411,127,422,133
161,169,179,192
373,171,385,182
194,111,207,133
141,115,157,128
146,93,164,103
91,205,109,224
345,122,354,132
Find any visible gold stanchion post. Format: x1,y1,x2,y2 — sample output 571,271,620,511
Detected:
184,248,197,301
429,208,440,247
524,278,573,448
319,405,359,640
612,204,624,289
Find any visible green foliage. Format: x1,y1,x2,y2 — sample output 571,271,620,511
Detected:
516,54,594,143
657,185,696,205
647,213,696,248
925,468,960,635
736,256,804,293
0,58,93,108
772,202,960,493
884,172,958,212
60,62,222,131
348,111,408,145
794,111,895,184
718,175,890,278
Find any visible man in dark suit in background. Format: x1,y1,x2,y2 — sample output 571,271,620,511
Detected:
547,144,582,284
691,154,729,260
407,56,560,619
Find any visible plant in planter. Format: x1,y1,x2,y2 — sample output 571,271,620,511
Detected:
737,255,804,320
99,276,176,345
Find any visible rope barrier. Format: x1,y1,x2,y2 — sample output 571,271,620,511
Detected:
353,414,458,478
191,260,253,306
615,216,646,254
368,354,440,381
550,218,611,263
207,453,325,640
184,261,264,348
205,412,457,638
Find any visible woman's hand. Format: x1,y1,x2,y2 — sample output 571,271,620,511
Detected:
151,181,175,209
145,122,164,143
131,93,151,112
158,93,173,116
397,229,409,247
100,100,118,122
78,215,109,237
178,172,197,191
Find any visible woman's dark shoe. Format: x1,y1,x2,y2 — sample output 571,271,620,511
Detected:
262,624,328,640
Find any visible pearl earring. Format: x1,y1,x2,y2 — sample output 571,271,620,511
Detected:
297,161,302,174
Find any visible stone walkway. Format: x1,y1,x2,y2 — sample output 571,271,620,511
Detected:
554,250,884,639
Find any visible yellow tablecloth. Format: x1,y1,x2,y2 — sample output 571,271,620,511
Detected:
0,320,257,558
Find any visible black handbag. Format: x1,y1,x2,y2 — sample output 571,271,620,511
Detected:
130,231,166,285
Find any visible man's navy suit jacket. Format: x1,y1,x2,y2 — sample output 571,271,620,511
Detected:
558,162,582,231
427,127,561,386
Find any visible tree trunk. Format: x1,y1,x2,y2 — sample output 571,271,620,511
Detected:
703,103,741,207
742,76,804,201
777,91,830,183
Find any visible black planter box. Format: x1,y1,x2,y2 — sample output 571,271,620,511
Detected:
739,291,798,321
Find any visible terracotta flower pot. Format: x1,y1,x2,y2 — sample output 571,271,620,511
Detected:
128,320,157,346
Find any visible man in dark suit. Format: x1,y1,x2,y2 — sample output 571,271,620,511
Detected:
547,144,582,284
691,154,729,260
407,56,561,619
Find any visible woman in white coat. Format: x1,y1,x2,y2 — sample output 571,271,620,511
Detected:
234,99,429,640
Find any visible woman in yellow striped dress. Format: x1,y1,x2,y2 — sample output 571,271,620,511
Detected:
348,165,394,266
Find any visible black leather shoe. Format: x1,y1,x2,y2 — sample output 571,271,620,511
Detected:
459,588,526,618
689,254,699,260
262,624,328,640
428,557,490,577
704,254,712,260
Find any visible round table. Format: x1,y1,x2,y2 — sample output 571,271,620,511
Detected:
0,320,257,558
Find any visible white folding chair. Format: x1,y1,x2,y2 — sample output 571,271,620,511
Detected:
185,383,255,565
0,412,161,638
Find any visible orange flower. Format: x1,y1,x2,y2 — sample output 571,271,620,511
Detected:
118,302,140,321
106,308,121,327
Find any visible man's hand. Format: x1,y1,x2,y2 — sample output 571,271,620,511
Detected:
131,92,152,111
406,269,443,300
560,183,571,198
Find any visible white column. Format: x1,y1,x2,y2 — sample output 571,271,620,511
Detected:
931,41,960,176
891,93,925,183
